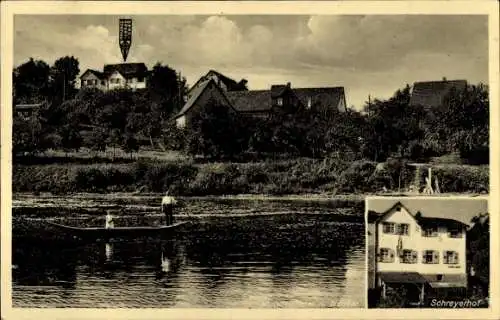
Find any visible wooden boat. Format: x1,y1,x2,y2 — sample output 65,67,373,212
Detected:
47,221,189,240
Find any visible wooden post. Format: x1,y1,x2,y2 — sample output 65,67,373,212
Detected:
420,283,425,304
382,282,386,299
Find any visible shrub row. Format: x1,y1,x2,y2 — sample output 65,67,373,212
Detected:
12,159,489,196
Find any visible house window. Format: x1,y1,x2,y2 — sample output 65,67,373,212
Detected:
401,249,418,264
101,80,105,85
382,222,395,234
138,77,144,83
444,251,459,264
397,223,409,236
379,248,395,263
448,227,462,238
423,226,438,237
277,98,283,106
423,250,440,264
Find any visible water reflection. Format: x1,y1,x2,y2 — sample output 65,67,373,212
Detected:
13,211,365,308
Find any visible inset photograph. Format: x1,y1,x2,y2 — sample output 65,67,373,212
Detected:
367,197,489,308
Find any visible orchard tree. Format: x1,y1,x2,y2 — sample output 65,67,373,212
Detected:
13,58,51,104
185,99,245,159
149,62,188,116
50,56,80,104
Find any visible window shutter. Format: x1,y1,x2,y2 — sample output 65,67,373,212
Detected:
455,252,459,264
433,251,439,264
411,251,417,263
389,249,394,262
377,252,382,262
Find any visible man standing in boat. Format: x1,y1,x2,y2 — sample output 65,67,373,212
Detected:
161,191,177,225
105,211,114,229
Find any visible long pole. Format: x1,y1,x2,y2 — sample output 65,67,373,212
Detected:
63,72,66,102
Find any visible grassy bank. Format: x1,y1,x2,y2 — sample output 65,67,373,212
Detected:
13,157,489,196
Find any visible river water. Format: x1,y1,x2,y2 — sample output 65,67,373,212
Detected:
12,194,365,308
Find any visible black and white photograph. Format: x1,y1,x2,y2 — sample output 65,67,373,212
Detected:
366,197,489,308
2,1,496,316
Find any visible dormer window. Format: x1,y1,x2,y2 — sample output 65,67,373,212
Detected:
277,98,283,106
423,226,438,237
448,227,462,238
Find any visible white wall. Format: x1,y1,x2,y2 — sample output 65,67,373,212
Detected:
81,73,106,91
126,77,147,90
176,116,186,128
108,71,126,90
376,206,466,275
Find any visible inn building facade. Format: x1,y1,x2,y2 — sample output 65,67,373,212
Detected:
368,202,468,305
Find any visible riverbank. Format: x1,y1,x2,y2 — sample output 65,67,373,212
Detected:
13,157,489,196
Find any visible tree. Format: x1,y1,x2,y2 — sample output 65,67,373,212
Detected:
149,62,187,116
88,126,109,156
107,128,123,159
444,84,489,164
122,132,140,158
13,58,51,104
13,114,44,156
185,99,245,159
50,56,80,105
468,212,489,298
59,124,83,155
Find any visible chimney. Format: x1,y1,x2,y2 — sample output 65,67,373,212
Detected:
442,77,447,81
286,82,291,88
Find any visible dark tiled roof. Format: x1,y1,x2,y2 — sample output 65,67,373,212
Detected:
270,85,288,98
208,69,240,88
103,63,148,79
294,87,346,112
367,210,380,223
410,80,467,107
175,79,212,118
378,272,428,284
416,216,468,228
189,70,248,95
369,201,469,227
226,90,273,113
227,86,346,113
422,274,467,288
81,69,105,79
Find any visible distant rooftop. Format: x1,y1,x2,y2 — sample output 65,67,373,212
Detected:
103,63,148,79
409,78,467,107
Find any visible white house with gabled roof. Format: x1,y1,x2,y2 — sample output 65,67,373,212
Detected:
368,201,468,304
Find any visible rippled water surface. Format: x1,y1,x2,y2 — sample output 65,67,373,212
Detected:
12,195,365,308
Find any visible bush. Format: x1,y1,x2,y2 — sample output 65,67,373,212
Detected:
337,160,377,193
74,168,108,192
134,160,198,193
414,165,489,193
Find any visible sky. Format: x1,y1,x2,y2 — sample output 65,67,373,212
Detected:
367,197,488,226
14,15,488,110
